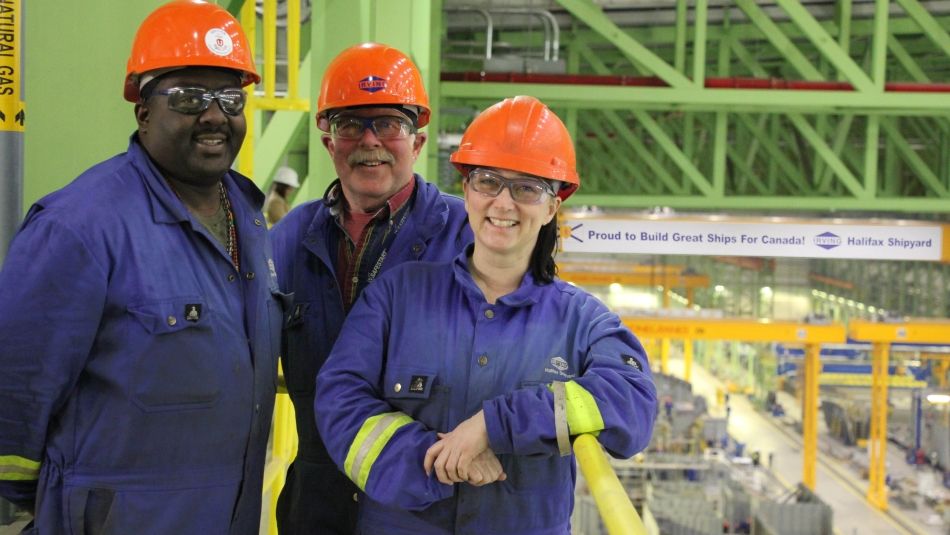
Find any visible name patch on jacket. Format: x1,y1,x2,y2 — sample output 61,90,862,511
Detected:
184,304,202,322
622,355,643,371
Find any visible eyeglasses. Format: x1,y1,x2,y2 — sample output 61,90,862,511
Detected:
329,115,414,140
153,87,247,116
467,168,555,205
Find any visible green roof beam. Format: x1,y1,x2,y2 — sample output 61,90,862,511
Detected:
734,0,825,80
888,34,929,82
632,109,716,196
815,115,855,193
555,0,693,88
735,114,810,194
693,0,709,86
441,82,950,115
881,119,950,197
580,117,661,195
787,112,866,198
567,195,950,212
864,116,881,199
730,38,770,77
894,0,950,58
775,0,875,91
599,111,687,195
870,0,890,88
674,0,688,73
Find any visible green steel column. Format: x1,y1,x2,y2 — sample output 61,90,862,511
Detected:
305,0,436,202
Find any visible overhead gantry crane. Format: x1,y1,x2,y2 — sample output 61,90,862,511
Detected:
621,316,846,492
848,319,950,511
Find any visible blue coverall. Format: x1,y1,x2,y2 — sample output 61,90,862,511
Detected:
0,137,283,534
315,250,657,535
269,175,472,534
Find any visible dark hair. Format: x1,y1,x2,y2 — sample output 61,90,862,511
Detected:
274,182,292,197
529,218,558,284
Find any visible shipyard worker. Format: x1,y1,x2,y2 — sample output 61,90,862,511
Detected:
264,165,300,225
0,1,283,533
269,42,472,534
315,95,658,534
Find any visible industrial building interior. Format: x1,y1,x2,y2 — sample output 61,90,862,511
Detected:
4,0,950,534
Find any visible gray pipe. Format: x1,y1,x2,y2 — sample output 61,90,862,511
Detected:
445,7,494,59
0,0,23,264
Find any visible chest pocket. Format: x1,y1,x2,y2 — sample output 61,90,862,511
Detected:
383,369,450,432
127,297,221,412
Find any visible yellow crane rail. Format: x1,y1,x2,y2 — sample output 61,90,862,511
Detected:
623,317,845,343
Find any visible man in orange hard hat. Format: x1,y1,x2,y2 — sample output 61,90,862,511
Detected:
270,43,473,534
0,2,281,533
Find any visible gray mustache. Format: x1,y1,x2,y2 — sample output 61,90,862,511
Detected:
348,149,395,166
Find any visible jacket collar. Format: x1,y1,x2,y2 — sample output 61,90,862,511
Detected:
130,135,264,225
452,245,540,307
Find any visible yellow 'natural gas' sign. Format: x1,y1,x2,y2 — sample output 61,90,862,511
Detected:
0,0,23,132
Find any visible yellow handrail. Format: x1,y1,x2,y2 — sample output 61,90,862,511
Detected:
574,434,647,535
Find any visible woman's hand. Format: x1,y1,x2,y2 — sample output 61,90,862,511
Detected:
423,410,506,485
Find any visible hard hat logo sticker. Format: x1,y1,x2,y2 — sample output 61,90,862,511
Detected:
205,29,234,57
358,76,387,93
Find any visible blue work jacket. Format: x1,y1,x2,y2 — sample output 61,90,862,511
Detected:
0,137,283,535
315,251,657,535
269,176,471,533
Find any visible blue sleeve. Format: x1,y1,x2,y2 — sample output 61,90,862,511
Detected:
315,277,453,510
0,210,108,506
483,307,656,459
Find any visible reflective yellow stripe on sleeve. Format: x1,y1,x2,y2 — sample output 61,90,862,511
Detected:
343,411,413,491
563,381,605,435
0,455,40,481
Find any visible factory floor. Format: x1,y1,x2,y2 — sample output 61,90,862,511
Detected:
675,357,947,535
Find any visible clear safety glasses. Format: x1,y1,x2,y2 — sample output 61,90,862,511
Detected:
329,115,415,140
467,168,555,205
153,87,247,116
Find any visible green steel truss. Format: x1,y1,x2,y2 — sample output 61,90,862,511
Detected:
440,0,950,213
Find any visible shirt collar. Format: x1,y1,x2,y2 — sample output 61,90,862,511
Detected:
327,176,416,224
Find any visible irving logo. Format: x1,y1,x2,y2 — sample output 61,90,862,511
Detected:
358,76,387,93
813,232,841,250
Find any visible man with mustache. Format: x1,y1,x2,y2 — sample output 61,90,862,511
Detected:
269,43,472,534
0,2,281,533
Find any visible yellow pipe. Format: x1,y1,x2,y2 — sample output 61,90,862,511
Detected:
287,0,301,100
237,0,256,177
574,434,647,535
802,343,819,490
263,0,277,98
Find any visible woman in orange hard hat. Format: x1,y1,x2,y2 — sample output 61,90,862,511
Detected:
315,96,657,533
0,2,281,534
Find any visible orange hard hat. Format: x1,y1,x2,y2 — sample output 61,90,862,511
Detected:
316,43,430,130
124,0,259,102
450,96,579,200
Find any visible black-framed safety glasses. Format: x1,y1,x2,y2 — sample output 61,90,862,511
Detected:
467,168,555,205
153,87,247,116
329,115,415,140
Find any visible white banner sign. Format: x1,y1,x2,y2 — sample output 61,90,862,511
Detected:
559,216,947,261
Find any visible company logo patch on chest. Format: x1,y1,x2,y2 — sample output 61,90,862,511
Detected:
622,355,643,371
184,304,202,322
545,356,575,379
409,375,428,393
